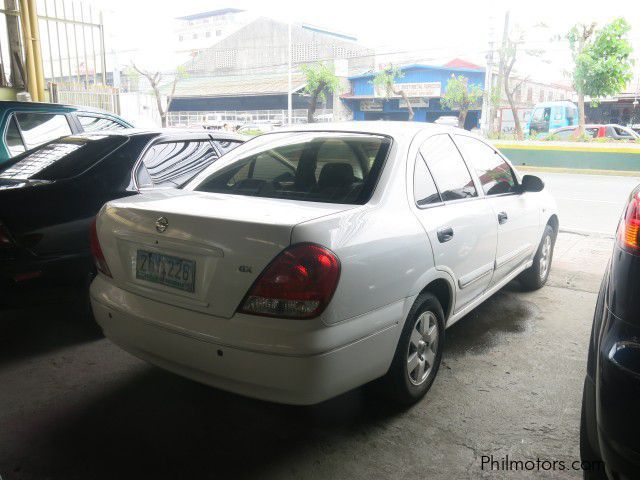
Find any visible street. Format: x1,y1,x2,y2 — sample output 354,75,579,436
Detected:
0,171,619,479
536,171,640,236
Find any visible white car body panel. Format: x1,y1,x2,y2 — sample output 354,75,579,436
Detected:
90,121,558,404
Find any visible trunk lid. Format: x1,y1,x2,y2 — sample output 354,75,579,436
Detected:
97,190,355,318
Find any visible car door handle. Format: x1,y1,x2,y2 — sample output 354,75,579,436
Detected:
498,212,508,224
437,227,454,243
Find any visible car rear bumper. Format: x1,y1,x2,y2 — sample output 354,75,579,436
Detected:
90,275,402,405
590,305,640,478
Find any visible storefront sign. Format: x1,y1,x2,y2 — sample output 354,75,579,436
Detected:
374,82,442,98
399,98,430,109
360,99,384,111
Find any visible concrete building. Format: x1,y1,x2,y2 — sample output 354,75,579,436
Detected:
175,9,253,56
341,63,485,129
167,17,374,126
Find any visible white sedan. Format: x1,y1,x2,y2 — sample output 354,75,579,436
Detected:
90,122,558,405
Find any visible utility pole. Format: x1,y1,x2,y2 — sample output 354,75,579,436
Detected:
489,11,510,135
287,20,292,125
480,17,495,135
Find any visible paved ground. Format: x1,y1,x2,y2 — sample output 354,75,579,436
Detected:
0,231,612,480
535,171,640,236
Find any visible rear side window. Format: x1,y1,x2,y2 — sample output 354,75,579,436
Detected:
14,112,72,149
420,134,477,201
212,139,243,155
140,141,219,187
0,135,128,181
455,135,516,196
413,154,440,206
78,115,125,132
193,133,391,205
5,116,25,157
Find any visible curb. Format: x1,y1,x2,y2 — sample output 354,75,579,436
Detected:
516,165,640,178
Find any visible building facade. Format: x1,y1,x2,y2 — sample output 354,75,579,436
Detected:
174,9,253,56
168,17,374,126
342,64,486,129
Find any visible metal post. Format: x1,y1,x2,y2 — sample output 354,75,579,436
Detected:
287,20,292,125
26,0,45,101
18,0,37,100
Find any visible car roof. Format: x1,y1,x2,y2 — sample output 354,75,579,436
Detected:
62,128,246,141
0,100,123,116
272,121,458,139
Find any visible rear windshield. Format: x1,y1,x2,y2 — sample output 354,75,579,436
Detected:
190,132,391,204
0,134,128,181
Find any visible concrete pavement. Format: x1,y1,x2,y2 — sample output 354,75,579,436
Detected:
0,231,610,480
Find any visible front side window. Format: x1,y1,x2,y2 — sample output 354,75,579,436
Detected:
455,135,517,196
192,133,391,205
419,134,477,201
78,115,126,132
140,141,219,187
15,112,72,149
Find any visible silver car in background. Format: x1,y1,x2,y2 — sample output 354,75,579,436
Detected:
89,122,558,405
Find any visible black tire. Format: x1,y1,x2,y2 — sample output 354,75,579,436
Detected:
519,224,555,291
378,293,445,406
580,381,608,479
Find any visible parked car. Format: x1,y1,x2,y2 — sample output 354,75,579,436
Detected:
89,122,558,406
581,184,640,479
549,124,639,141
0,100,133,164
526,101,578,138
0,129,244,305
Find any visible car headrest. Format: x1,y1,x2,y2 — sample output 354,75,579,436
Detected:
318,163,354,190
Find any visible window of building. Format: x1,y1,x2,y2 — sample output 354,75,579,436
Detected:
205,31,211,38
527,88,533,102
14,112,72,150
214,49,236,68
455,135,516,196
547,91,554,101
420,134,477,201
216,29,222,36
539,89,545,102
193,33,198,39
292,43,319,62
413,153,440,206
178,35,184,42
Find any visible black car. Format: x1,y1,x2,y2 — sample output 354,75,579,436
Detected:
0,129,244,304
581,185,640,479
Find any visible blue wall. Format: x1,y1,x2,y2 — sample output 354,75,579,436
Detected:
346,65,485,128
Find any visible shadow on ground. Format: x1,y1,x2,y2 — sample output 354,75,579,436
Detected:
1,288,541,480
0,301,102,366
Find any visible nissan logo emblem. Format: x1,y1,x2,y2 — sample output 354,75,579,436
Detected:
155,216,169,233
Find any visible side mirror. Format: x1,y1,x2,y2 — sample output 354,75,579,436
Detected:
520,174,544,193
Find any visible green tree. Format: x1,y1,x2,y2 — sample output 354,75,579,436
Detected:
441,74,484,128
568,18,634,135
300,62,340,123
373,65,414,121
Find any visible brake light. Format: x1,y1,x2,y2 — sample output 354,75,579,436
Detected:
239,243,340,319
618,190,640,253
0,222,15,247
90,218,112,277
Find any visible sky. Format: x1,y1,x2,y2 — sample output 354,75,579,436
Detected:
92,0,640,88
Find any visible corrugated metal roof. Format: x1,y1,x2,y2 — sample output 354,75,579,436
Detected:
169,73,307,97
176,8,244,21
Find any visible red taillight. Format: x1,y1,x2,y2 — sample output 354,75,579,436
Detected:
239,243,340,319
618,191,640,253
0,222,15,247
90,218,112,277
